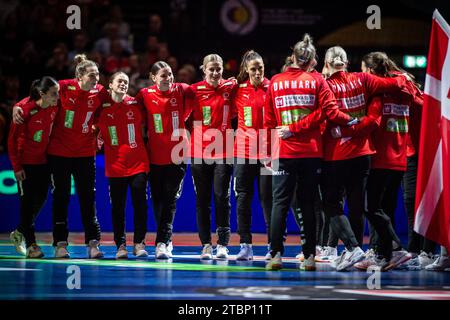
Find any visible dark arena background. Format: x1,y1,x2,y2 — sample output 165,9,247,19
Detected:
0,0,450,315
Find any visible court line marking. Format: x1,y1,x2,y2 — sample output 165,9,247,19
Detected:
0,267,41,271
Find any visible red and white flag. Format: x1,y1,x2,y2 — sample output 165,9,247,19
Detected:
414,10,450,249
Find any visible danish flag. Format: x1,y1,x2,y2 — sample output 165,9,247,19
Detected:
414,10,450,249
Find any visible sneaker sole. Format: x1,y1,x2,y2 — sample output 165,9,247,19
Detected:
385,255,412,271
236,257,253,261
10,234,26,256
336,254,365,271
135,252,149,257
266,264,282,271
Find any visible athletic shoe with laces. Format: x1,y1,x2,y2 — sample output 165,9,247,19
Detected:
10,230,26,256
354,254,389,271
264,245,272,260
265,252,282,270
215,245,229,259
55,241,70,258
167,241,173,257
397,253,421,271
296,252,305,261
236,243,253,261
26,243,44,259
87,240,104,259
336,246,365,271
300,254,316,271
115,244,128,259
200,244,213,260
316,246,338,262
418,251,436,269
133,242,148,257
331,249,346,269
385,249,412,271
156,242,170,259
425,255,450,271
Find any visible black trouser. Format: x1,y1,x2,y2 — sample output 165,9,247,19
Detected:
16,164,51,247
270,158,321,257
292,183,326,247
48,155,101,246
234,160,272,244
368,168,404,249
366,168,404,259
321,156,369,250
109,173,148,248
149,164,186,245
402,155,437,254
191,160,233,246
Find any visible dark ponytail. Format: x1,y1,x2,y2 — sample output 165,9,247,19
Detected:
29,76,58,101
236,50,263,83
363,52,421,88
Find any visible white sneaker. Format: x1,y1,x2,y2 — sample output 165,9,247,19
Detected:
418,251,436,269
266,252,282,270
316,246,338,262
87,240,103,259
296,252,305,261
425,255,450,271
133,242,148,257
354,254,389,271
26,244,44,259
236,243,253,261
200,244,213,260
336,246,365,271
54,241,70,258
215,245,229,259
167,241,173,257
156,242,170,259
300,254,316,271
386,250,412,271
331,250,346,269
115,244,128,259
315,246,324,256
264,248,272,261
10,230,26,256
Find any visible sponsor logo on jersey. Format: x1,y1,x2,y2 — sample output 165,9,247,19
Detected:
69,98,76,104
197,85,207,90
275,94,315,108
223,92,230,100
126,110,134,120
30,109,38,116
382,104,409,116
127,100,137,105
89,89,99,94
239,83,248,88
103,103,111,108
148,89,156,93
68,86,76,91
170,98,178,106
338,94,366,110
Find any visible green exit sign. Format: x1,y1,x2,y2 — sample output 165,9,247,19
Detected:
403,55,427,68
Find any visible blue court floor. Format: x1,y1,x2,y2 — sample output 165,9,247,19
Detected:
1,234,450,301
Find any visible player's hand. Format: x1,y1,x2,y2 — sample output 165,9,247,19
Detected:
13,106,25,124
14,170,26,181
276,126,293,139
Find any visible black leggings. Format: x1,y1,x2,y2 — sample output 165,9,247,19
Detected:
17,164,51,247
234,160,272,244
109,172,148,248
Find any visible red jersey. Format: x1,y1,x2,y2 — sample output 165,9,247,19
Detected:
47,79,106,157
264,67,351,159
96,95,149,177
136,83,190,165
233,78,270,159
323,71,406,161
371,89,413,171
186,79,237,160
8,97,57,172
